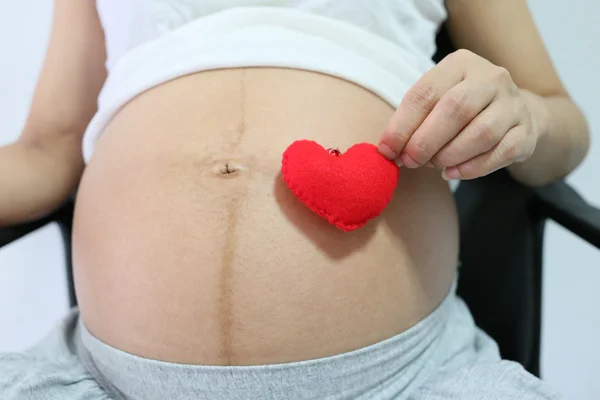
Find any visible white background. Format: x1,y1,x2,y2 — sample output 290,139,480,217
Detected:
1,1,599,398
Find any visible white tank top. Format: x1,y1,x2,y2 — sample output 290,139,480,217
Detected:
85,0,447,162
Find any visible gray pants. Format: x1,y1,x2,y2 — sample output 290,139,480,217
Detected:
0,283,560,399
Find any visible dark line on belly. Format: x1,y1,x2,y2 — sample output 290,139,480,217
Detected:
232,69,246,151
218,194,242,365
217,71,248,365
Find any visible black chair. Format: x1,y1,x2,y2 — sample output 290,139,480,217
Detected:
1,24,599,379
433,24,600,377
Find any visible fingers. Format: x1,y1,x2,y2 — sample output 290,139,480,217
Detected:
430,94,521,169
378,57,465,160
442,124,536,180
379,49,533,181
399,79,497,168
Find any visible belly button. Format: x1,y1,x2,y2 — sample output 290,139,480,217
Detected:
212,161,246,177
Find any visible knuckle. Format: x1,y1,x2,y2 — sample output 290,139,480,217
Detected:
384,127,407,141
407,140,433,163
528,142,536,158
432,150,455,168
404,85,439,113
451,48,474,61
522,137,537,160
492,66,512,82
473,119,498,145
507,81,520,97
444,90,473,122
499,139,519,161
382,128,410,148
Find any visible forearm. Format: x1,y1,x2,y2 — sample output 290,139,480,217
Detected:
0,134,83,227
0,1,107,227
506,90,590,187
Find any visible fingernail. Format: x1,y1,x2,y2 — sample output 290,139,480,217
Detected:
442,167,461,180
377,143,396,160
400,153,419,168
395,158,404,167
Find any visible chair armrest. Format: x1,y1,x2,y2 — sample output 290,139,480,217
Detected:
533,180,600,249
0,200,74,249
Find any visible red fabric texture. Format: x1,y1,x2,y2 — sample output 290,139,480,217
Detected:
281,140,400,232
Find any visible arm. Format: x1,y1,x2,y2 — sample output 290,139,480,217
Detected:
445,0,590,186
0,0,107,227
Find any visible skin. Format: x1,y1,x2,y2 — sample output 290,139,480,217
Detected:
71,67,460,364
378,0,590,188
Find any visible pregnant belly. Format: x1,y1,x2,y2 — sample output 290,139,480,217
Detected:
72,68,459,366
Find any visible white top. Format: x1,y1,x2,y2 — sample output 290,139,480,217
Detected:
85,1,447,162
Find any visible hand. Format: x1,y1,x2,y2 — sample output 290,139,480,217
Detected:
378,49,541,180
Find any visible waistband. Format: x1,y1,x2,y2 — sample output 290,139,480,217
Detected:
74,281,458,400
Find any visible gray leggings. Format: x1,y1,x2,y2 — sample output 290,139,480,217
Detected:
0,282,560,399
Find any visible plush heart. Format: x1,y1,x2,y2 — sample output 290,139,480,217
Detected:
281,140,399,232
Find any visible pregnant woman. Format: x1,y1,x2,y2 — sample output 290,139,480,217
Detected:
0,1,589,399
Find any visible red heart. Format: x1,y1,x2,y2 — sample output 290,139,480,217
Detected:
281,140,399,232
